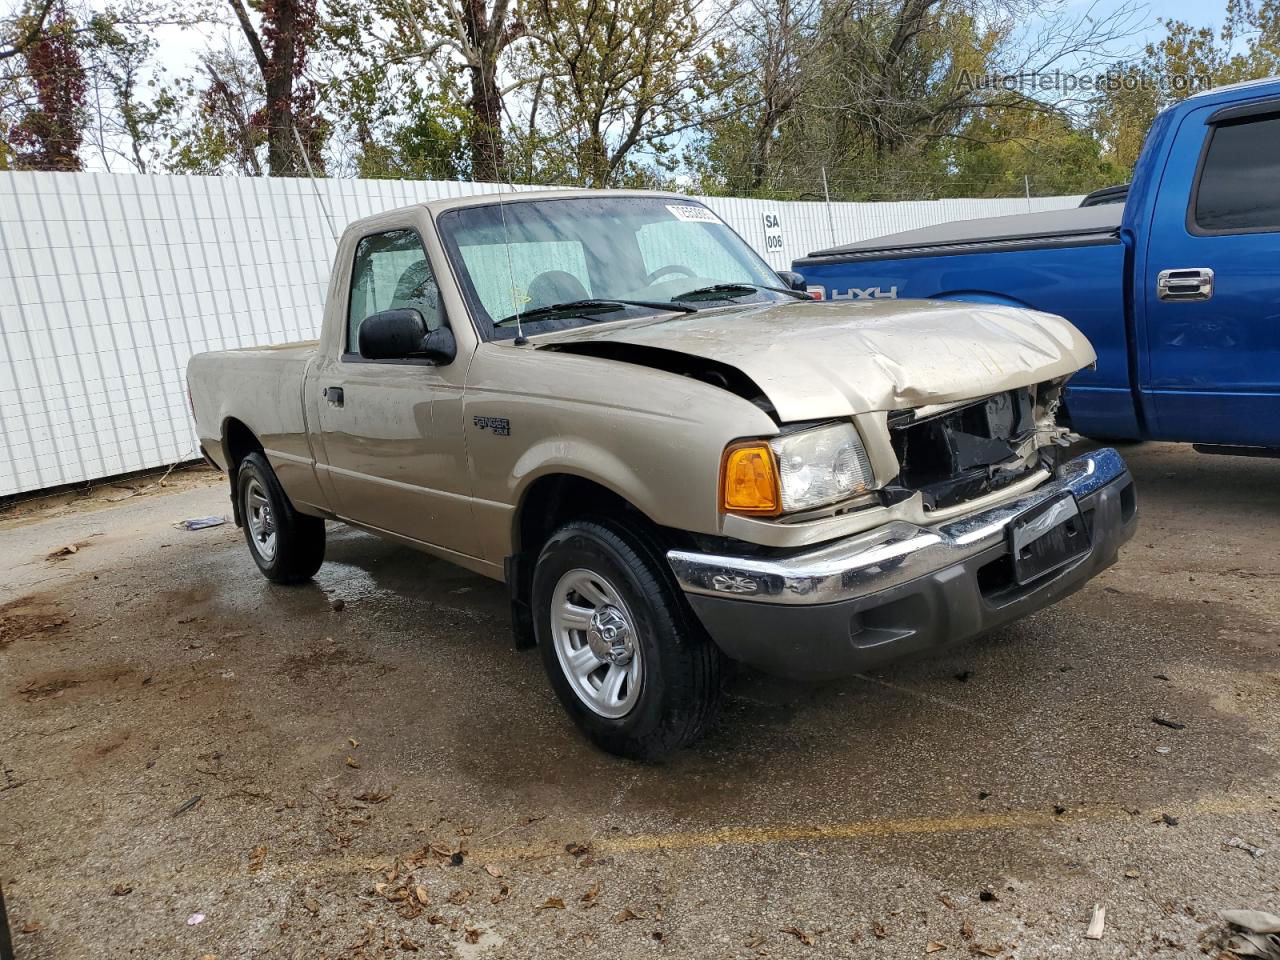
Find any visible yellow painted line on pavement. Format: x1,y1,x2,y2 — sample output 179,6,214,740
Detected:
466,793,1273,862
280,794,1275,880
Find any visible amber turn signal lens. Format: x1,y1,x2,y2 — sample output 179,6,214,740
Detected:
720,442,781,516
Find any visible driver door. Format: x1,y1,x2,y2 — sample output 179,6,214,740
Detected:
308,227,476,556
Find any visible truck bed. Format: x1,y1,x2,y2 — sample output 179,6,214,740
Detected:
796,205,1123,265
186,340,321,507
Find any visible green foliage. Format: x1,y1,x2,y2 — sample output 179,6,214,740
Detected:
356,86,470,181
11,0,1280,197
517,0,738,187
1093,0,1280,172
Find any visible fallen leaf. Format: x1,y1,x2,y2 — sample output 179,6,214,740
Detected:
960,918,975,941
353,786,390,803
464,927,482,944
969,945,1002,958
248,845,267,873
927,942,947,953
426,914,447,925
1124,868,1140,879
539,897,566,910
781,925,815,946
21,922,42,934
344,756,360,769
483,863,504,878
937,894,956,911
302,897,320,915
614,908,644,923
111,883,133,896
580,882,601,904
872,922,888,939
490,884,510,905
565,841,591,857
414,885,429,905
447,889,472,905
745,934,767,948
349,737,360,748
399,937,420,951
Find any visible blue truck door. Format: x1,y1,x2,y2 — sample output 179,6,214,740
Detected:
1141,97,1280,446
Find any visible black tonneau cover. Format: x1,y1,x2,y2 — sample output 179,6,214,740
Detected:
798,204,1122,263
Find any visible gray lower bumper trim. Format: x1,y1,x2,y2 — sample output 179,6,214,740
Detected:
667,447,1129,606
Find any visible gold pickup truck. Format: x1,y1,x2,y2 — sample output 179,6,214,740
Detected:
186,190,1138,759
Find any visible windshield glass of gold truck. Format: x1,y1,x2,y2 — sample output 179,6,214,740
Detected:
438,196,788,339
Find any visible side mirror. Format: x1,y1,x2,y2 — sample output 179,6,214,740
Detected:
358,309,456,364
777,270,808,292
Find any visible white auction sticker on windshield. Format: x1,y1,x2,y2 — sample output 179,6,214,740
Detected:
666,204,721,223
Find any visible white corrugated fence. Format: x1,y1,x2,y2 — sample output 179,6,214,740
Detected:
0,171,1079,498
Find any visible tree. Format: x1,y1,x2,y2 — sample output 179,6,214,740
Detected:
168,48,264,174
81,15,180,171
227,0,325,175
952,107,1126,197
6,3,87,170
522,0,736,187
694,0,1146,199
319,0,472,179
1093,0,1280,173
0,0,57,61
324,0,536,182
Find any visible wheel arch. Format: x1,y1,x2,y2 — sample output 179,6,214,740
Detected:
506,472,667,649
221,417,264,526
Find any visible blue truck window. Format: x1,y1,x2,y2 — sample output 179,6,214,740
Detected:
1192,113,1280,233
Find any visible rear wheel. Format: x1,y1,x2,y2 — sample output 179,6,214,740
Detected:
532,519,722,760
236,451,325,583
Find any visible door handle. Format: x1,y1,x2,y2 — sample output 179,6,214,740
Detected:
1157,267,1214,301
323,386,344,407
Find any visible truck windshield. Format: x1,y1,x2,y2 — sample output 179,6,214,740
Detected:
436,196,790,340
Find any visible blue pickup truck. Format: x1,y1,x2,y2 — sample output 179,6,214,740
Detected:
794,77,1280,454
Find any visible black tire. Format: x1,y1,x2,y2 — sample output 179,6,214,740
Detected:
236,451,325,584
532,518,723,760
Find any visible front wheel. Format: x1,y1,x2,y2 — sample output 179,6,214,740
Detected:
532,519,723,760
236,451,326,583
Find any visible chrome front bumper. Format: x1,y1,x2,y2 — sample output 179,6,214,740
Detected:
668,447,1132,606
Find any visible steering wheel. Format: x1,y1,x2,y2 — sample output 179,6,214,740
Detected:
644,264,696,285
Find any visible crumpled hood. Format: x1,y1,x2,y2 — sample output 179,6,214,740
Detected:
534,298,1096,422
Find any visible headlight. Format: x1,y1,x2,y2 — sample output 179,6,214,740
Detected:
770,423,874,512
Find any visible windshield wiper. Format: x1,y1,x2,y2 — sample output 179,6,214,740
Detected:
673,282,810,302
494,298,695,328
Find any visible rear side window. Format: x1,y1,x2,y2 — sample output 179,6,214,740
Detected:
347,229,442,354
1193,114,1280,233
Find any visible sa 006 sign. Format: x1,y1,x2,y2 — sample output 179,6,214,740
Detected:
761,211,784,254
